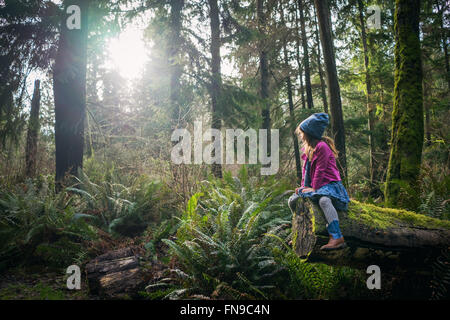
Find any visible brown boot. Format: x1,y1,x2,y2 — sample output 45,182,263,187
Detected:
320,236,346,250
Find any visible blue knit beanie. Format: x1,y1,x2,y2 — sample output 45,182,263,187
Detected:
299,113,330,140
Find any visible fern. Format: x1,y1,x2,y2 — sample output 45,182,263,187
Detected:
154,174,293,299
430,249,450,300
0,176,96,270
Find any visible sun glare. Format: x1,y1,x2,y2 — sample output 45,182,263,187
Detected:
107,27,148,80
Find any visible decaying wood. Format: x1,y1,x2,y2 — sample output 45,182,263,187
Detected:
292,198,450,273
86,247,150,298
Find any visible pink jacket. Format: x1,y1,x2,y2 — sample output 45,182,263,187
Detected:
301,141,341,190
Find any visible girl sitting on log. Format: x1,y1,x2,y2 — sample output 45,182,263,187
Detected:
288,113,350,250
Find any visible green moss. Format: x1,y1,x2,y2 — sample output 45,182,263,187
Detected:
385,0,423,209
292,230,298,249
347,200,450,230
0,282,70,300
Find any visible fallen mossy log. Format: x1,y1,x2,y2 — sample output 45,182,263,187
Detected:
292,198,450,273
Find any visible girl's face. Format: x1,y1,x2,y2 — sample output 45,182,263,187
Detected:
299,130,306,141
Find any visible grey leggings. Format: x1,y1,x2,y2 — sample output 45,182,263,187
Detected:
318,196,339,224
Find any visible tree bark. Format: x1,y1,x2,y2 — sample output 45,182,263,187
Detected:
208,0,223,178
313,6,328,114
25,79,41,178
298,0,314,109
257,0,271,154
169,0,184,129
358,0,376,184
313,0,347,180
292,198,450,273
294,6,306,110
423,75,431,147
53,0,89,187
385,0,423,209
280,1,302,184
436,1,450,89
86,247,152,298
421,32,432,147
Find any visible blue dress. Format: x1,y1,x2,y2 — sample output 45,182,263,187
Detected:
288,159,350,212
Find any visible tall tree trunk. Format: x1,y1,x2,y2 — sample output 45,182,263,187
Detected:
423,72,431,147
358,0,376,184
385,0,423,209
294,5,306,109
53,0,89,187
169,0,184,129
313,0,347,180
25,79,41,178
257,0,271,153
85,50,99,159
208,0,222,178
298,0,313,109
421,11,432,147
280,1,302,184
436,1,450,89
313,5,328,113
168,0,187,197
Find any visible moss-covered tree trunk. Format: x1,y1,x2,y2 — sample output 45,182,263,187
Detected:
385,0,423,209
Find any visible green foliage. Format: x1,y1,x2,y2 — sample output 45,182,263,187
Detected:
380,164,450,219
0,175,97,270
68,167,177,237
0,282,66,300
150,172,292,299
149,172,370,300
430,249,450,300
272,247,370,300
417,166,450,220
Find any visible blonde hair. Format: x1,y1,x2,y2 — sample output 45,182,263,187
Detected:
295,126,339,161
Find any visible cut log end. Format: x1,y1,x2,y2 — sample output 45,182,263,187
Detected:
86,247,150,298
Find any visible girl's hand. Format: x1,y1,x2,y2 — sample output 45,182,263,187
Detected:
301,187,314,193
295,187,301,194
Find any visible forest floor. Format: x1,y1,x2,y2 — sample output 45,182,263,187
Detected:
0,266,94,300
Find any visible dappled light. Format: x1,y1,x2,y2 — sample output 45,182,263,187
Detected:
0,0,449,305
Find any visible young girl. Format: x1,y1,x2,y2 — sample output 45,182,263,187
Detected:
288,113,350,250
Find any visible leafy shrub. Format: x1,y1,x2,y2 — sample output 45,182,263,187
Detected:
68,170,177,237
150,170,293,299
0,175,96,270
417,165,450,220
